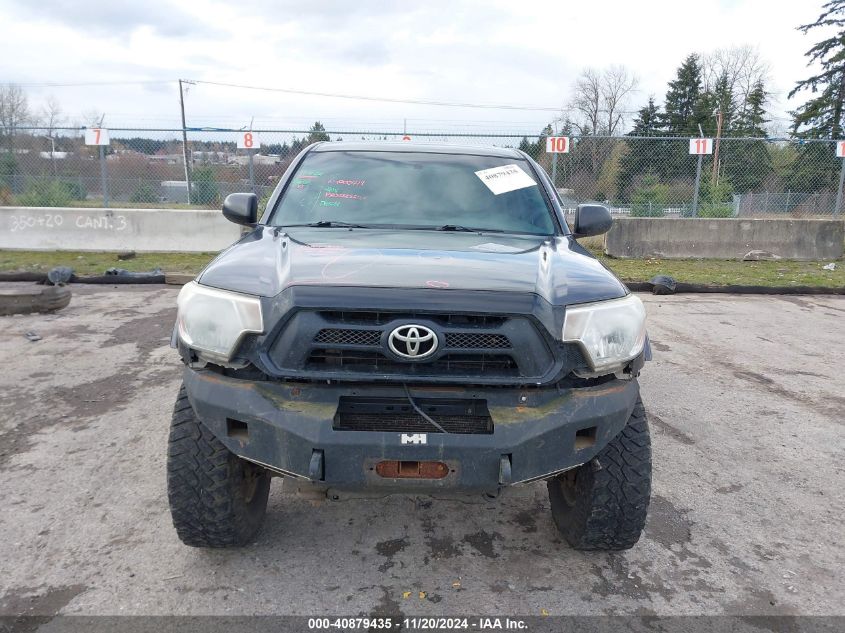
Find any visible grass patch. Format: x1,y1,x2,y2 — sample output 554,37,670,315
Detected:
595,253,844,287
0,248,842,288
0,250,215,276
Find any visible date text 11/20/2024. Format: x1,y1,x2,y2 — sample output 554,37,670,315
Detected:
307,617,529,630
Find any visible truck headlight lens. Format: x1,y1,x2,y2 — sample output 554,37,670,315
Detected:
563,294,646,373
176,281,263,362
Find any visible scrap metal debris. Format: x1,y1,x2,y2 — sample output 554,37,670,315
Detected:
649,275,677,295
46,266,74,286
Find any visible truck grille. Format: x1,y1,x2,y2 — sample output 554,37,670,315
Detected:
308,350,518,375
314,329,381,346
267,309,560,384
313,328,511,350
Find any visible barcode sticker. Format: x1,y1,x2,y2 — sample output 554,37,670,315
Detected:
475,164,536,195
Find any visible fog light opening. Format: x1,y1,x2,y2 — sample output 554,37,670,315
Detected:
226,418,249,442
575,426,597,450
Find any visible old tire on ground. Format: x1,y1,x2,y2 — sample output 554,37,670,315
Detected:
547,396,651,551
167,385,270,547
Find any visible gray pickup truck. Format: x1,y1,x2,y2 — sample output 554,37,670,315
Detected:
167,142,652,551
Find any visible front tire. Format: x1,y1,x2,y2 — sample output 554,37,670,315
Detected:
167,385,270,547
547,397,652,550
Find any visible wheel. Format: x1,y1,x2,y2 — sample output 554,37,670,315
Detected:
547,396,652,550
166,384,270,547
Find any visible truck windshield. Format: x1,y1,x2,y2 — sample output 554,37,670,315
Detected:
269,150,557,235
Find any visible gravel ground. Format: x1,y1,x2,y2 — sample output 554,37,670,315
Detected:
0,285,843,619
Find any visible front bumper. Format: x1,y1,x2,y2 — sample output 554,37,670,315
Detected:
183,368,640,494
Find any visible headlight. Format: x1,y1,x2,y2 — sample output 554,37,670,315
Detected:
176,281,264,362
563,294,646,373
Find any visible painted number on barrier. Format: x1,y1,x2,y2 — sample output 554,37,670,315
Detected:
689,138,713,155
85,128,110,146
237,132,261,149
836,141,845,158
545,136,570,153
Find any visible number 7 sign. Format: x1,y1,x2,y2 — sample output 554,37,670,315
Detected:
85,128,110,146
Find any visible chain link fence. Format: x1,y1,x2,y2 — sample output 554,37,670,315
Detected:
1,126,843,218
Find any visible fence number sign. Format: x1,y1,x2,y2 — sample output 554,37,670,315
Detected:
836,141,845,158
546,136,570,153
84,128,110,146
237,132,261,149
689,138,713,155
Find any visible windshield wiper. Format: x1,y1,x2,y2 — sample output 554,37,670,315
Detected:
436,224,505,233
282,220,373,228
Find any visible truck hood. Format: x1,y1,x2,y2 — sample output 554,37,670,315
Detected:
197,226,627,306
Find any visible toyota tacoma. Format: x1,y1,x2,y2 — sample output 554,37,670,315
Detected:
167,142,652,550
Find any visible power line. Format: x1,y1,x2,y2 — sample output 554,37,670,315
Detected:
185,79,564,112
9,80,173,88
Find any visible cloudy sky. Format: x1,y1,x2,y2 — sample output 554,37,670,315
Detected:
0,0,830,135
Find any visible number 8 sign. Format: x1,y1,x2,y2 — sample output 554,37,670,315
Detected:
237,132,261,149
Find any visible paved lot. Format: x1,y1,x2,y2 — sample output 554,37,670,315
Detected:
0,285,843,617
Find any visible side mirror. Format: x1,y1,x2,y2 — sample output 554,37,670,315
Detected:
573,203,612,238
222,193,258,226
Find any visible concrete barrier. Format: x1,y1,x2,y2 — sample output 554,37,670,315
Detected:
0,207,242,252
604,218,844,261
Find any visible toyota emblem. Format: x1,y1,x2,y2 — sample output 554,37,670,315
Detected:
387,324,438,360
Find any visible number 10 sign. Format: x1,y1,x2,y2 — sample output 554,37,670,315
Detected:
545,136,570,153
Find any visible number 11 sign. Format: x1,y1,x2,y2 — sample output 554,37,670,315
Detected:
689,138,713,155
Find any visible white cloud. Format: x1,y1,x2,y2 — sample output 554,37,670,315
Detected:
0,0,829,134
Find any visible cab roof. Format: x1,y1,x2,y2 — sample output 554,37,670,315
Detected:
310,141,524,159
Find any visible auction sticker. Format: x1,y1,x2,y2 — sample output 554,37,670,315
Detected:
475,164,536,195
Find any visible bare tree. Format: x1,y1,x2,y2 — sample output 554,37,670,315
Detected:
570,68,603,136
41,95,63,135
0,83,30,151
602,65,639,135
568,66,639,137
702,45,770,117
567,66,639,172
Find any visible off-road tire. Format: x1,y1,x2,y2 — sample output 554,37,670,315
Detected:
167,385,270,547
547,396,651,550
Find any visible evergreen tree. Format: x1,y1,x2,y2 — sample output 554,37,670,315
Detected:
787,1,845,192
721,80,773,192
662,54,706,136
306,121,330,144
734,81,768,136
618,98,667,198
790,0,845,138
711,72,736,135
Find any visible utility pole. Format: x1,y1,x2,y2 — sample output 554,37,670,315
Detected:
247,117,255,195
179,79,193,202
98,113,109,208
711,108,723,185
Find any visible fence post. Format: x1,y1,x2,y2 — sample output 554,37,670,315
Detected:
550,150,558,191
835,157,845,216
248,149,255,194
691,154,703,217
99,145,109,208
